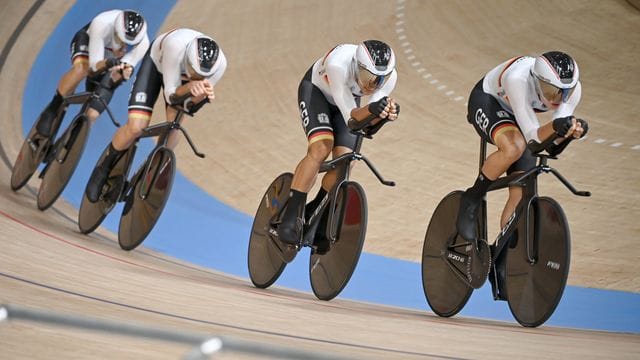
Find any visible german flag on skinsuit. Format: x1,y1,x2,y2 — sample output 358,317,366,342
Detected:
308,129,333,144
128,108,152,121
491,121,518,143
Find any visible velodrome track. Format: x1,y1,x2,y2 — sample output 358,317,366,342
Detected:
1,0,639,358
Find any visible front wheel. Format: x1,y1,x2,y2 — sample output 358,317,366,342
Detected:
37,114,90,210
118,148,176,250
247,172,293,289
309,181,367,301
506,196,570,327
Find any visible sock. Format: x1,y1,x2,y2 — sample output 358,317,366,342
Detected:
282,189,307,225
466,171,494,199
305,187,328,218
46,91,64,112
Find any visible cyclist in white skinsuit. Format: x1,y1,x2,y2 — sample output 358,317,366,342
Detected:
276,40,400,246
85,28,227,202
35,9,149,137
311,44,398,125
457,51,589,243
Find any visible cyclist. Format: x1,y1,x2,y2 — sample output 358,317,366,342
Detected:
35,9,149,138
85,28,227,202
276,40,400,246
456,51,588,243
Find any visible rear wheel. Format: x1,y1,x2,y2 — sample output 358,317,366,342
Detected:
506,196,570,327
309,181,367,301
10,123,47,191
37,114,90,210
118,148,176,250
248,172,293,289
421,191,476,317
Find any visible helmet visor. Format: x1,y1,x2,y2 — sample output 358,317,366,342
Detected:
535,75,575,104
356,65,389,93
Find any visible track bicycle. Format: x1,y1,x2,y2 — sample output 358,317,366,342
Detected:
10,82,120,211
248,118,394,300
421,134,590,327
78,104,204,250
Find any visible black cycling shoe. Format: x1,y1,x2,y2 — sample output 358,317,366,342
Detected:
35,109,57,138
456,191,481,243
86,165,111,203
277,218,303,245
312,233,330,255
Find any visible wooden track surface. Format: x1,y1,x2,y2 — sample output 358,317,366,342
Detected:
1,0,638,358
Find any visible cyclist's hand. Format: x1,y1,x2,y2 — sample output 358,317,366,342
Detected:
190,79,214,103
574,118,588,139
388,99,400,121
188,80,208,97
552,116,577,138
368,96,390,119
121,64,133,80
104,57,121,70
203,81,215,101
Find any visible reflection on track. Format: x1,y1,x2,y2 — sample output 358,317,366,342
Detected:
0,207,457,358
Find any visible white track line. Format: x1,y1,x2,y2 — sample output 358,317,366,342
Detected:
394,0,637,152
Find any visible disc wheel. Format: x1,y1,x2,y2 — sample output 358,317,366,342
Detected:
118,148,176,250
37,115,90,210
248,172,293,289
421,191,476,317
78,145,134,234
506,196,570,327
10,122,46,191
309,181,367,301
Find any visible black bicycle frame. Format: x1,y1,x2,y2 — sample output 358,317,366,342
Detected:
477,136,591,263
117,106,205,201
301,129,394,246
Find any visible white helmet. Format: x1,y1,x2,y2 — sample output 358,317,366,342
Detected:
114,10,146,46
184,36,220,78
354,40,395,93
531,51,579,105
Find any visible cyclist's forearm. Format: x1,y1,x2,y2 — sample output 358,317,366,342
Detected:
169,84,191,105
349,105,374,122
537,122,556,142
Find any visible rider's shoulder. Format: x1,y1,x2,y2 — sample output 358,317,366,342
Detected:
91,9,121,23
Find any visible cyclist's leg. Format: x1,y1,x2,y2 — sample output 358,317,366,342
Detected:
86,49,160,202
84,67,124,122
457,79,522,241
320,101,358,187
277,68,334,245
37,28,90,137
112,49,160,152
500,147,536,227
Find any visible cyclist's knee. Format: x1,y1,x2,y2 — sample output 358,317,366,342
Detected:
307,139,333,163
499,135,526,162
123,118,148,139
71,61,89,77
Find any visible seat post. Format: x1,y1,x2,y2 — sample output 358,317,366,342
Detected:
479,138,488,242
479,138,487,172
